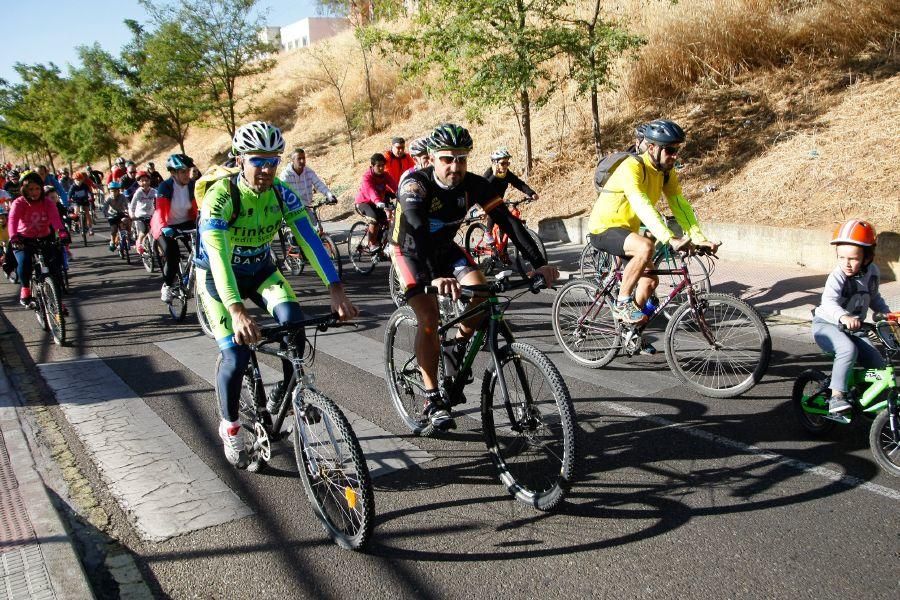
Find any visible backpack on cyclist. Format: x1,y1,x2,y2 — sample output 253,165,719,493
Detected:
194,165,284,225
593,152,670,192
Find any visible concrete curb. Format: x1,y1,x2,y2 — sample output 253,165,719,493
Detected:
539,217,900,281
0,366,95,599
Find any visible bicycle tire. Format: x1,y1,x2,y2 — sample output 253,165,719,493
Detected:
141,248,155,273
285,251,304,276
33,289,48,331
347,221,375,275
655,252,711,320
869,407,900,478
80,212,88,246
551,279,619,368
579,243,618,281
512,228,546,276
464,222,493,274
42,278,66,346
293,390,375,550
124,240,131,265
664,292,771,398
481,342,577,511
196,283,214,339
791,369,836,435
168,283,188,321
321,233,343,279
388,262,406,308
384,306,435,437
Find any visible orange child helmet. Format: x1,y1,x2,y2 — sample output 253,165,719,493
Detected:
831,219,876,247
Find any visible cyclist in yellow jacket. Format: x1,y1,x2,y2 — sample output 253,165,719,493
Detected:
587,120,719,323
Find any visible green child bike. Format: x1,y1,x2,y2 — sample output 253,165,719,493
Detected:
793,313,900,477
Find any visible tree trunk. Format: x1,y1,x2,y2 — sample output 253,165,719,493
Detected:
359,42,377,134
591,83,602,160
520,88,533,177
46,150,57,175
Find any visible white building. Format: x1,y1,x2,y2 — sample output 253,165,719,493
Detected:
279,17,350,51
258,26,281,48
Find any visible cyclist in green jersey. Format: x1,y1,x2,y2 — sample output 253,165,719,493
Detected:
195,120,358,468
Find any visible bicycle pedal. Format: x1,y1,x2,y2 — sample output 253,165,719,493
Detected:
823,414,851,424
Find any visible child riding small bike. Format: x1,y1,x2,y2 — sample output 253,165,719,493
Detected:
811,219,892,415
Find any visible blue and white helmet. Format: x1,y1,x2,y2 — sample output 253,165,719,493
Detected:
232,121,285,155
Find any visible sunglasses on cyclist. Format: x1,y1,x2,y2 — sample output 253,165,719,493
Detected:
246,156,282,168
435,154,468,165
497,160,510,167
660,145,680,156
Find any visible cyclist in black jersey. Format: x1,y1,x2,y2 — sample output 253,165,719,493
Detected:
481,146,539,244
391,124,559,430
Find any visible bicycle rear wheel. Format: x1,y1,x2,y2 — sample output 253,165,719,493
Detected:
347,221,375,274
388,262,406,308
41,278,66,346
482,342,577,511
791,369,835,435
552,279,620,368
80,212,88,246
384,306,435,437
214,355,268,472
869,406,900,478
664,292,771,398
293,390,375,550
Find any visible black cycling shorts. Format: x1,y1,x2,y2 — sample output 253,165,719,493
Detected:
392,243,477,299
355,203,387,223
590,227,632,257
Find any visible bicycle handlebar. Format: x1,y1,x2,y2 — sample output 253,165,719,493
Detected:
256,312,349,344
422,272,547,298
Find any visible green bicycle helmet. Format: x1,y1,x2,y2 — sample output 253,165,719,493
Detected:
428,123,473,152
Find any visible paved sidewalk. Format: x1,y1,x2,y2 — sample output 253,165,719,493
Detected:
0,362,94,599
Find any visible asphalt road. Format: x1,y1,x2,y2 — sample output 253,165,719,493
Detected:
1,221,897,600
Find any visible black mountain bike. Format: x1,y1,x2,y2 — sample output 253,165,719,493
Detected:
23,238,66,346
384,271,578,511
220,314,375,549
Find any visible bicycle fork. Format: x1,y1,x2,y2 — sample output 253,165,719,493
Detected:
485,312,536,433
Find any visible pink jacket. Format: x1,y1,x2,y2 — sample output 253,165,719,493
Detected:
8,196,64,240
355,169,397,205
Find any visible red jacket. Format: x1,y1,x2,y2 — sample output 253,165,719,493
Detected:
382,151,414,188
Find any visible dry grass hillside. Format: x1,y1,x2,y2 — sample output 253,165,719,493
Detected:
124,0,900,233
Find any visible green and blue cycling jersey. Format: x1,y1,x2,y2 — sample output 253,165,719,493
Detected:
196,176,340,307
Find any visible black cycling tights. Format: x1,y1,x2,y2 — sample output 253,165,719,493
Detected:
216,302,305,423
158,222,195,286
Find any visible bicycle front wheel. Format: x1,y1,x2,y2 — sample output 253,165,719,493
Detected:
482,342,577,511
869,406,900,478
464,223,493,274
578,243,617,281
293,390,375,550
552,279,619,368
196,283,214,339
384,307,435,436
168,284,188,321
80,213,88,246
347,221,375,274
42,278,66,346
664,293,771,398
512,228,546,276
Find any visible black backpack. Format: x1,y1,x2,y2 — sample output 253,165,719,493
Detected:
594,152,669,192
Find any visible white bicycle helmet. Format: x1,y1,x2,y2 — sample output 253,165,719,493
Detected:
490,146,512,161
232,121,286,155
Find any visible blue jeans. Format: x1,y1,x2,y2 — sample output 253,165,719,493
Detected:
812,318,884,392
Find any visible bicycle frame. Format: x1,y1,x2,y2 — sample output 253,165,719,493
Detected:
582,253,714,344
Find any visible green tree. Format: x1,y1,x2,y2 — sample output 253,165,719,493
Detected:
386,0,572,175
557,1,644,158
141,0,278,138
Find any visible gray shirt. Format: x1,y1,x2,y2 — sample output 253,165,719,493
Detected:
813,264,890,324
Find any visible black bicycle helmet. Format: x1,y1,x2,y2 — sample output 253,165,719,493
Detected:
643,119,686,145
166,153,195,171
428,123,473,152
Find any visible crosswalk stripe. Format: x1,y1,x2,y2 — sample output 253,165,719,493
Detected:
154,334,433,478
37,355,252,542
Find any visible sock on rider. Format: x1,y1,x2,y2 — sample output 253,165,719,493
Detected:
616,294,632,305
221,419,241,435
20,286,30,300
